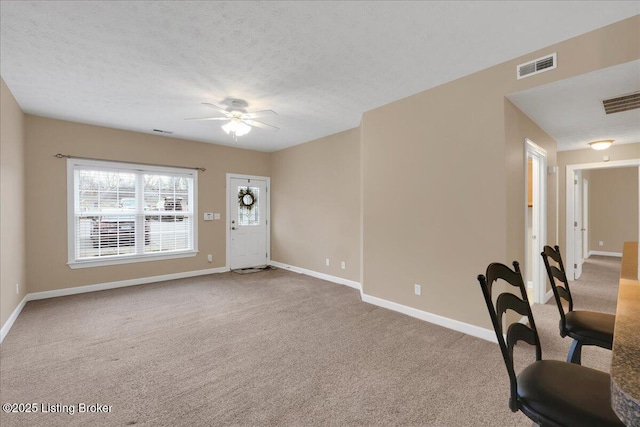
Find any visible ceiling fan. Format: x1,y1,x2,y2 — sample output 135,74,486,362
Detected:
185,99,279,140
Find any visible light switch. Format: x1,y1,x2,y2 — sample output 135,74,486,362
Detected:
214,213,221,220
204,212,214,221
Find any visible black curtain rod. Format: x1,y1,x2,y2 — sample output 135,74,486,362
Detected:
54,154,206,172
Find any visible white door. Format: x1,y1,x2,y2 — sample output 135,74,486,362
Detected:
583,178,589,261
228,176,269,270
573,171,583,279
525,139,547,304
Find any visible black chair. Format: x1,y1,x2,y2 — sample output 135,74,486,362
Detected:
477,261,623,427
541,245,615,364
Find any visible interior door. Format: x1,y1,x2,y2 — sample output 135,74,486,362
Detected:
583,178,589,261
573,171,583,279
229,177,268,270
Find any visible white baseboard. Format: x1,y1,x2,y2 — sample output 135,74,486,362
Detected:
28,266,229,301
0,266,229,344
587,250,622,258
544,289,554,304
269,261,495,343
0,295,29,344
269,260,361,290
361,293,498,343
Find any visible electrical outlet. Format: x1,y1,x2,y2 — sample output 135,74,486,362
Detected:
326,258,330,266
341,261,346,269
16,283,19,294
599,241,604,247
414,284,421,296
207,254,213,262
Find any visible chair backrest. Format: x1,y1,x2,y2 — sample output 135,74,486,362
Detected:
477,261,541,412
541,245,573,335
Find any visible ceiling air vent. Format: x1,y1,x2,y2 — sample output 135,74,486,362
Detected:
602,92,640,114
517,53,557,80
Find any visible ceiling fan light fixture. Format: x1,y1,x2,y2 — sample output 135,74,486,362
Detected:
221,119,252,137
588,139,614,150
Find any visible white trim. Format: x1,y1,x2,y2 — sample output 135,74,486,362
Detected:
565,159,640,281
67,158,198,268
361,293,497,343
28,267,229,301
68,250,198,269
267,262,495,343
587,250,623,258
269,260,361,290
0,295,29,344
226,173,271,270
544,289,554,304
525,139,547,305
0,267,229,345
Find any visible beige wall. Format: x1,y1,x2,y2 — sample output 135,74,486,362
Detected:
25,115,270,293
4,16,639,335
361,16,639,329
270,129,360,282
557,143,640,255
588,167,639,254
1,78,27,328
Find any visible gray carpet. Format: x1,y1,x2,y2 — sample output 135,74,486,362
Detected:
0,256,620,426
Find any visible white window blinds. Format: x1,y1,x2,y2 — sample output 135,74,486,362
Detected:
68,159,197,268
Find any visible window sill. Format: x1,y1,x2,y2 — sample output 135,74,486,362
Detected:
68,250,198,269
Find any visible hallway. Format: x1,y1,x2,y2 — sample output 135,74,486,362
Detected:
530,255,620,372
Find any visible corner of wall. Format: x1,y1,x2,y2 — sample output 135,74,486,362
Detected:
0,77,28,332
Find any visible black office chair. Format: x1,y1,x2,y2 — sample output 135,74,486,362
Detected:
541,245,615,364
477,261,623,427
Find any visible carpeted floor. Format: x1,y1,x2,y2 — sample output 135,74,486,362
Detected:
0,256,620,426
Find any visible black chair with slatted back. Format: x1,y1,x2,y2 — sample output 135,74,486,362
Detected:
477,261,623,427
541,245,615,364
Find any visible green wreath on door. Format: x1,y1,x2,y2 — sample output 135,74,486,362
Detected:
238,187,257,211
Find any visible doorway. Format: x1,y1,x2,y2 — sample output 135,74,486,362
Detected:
226,174,270,270
525,139,548,304
565,159,640,281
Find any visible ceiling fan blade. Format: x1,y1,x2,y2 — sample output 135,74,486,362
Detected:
244,119,279,131
184,117,230,121
242,110,277,119
201,103,232,117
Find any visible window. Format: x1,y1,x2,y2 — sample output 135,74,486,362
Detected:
237,185,260,226
68,159,197,268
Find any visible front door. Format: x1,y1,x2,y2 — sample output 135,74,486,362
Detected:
228,176,269,270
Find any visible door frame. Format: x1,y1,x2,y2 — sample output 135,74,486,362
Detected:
226,173,271,270
583,178,589,260
524,138,548,304
565,159,640,280
573,170,583,279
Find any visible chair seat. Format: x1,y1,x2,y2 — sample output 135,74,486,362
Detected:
517,360,623,427
565,310,615,348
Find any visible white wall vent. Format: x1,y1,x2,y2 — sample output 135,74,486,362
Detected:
517,53,557,80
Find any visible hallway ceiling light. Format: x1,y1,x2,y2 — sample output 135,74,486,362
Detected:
588,139,614,150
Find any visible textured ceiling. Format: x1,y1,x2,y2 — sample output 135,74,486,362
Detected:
1,2,639,152
508,60,640,152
